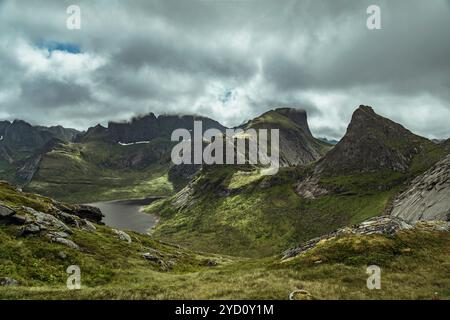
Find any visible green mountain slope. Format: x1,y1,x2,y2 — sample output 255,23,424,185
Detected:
1,181,449,300
147,106,448,257
25,140,176,203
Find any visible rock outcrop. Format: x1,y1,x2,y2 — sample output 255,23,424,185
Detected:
282,216,414,259
53,202,104,223
112,229,132,243
391,154,450,223
0,182,104,250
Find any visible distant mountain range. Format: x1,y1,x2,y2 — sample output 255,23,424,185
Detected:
0,108,334,200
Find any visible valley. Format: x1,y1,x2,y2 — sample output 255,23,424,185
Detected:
0,105,449,300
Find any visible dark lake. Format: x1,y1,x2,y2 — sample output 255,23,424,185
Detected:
88,198,163,234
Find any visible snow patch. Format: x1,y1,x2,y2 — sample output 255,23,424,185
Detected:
118,140,151,146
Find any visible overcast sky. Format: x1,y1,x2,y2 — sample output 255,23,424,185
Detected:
0,0,449,139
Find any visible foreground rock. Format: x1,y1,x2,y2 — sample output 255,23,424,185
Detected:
113,229,132,243
282,216,450,260
0,277,19,287
53,202,104,223
282,216,415,259
0,204,15,217
391,154,450,223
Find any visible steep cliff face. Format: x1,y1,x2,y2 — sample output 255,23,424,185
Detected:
242,108,331,167
271,108,313,137
77,113,227,144
391,154,450,223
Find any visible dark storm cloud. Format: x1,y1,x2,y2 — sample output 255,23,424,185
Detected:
113,35,257,81
20,78,93,109
0,0,449,139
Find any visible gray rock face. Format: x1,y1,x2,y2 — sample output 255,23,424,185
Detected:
23,207,71,233
112,229,132,243
0,204,15,217
391,154,450,223
282,216,414,259
46,232,79,250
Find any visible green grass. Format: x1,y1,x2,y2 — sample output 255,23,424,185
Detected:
1,174,450,300
0,160,20,185
146,138,447,258
25,141,175,203
1,226,448,300
146,164,403,257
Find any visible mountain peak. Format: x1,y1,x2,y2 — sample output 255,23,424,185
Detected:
357,105,375,113
317,105,432,174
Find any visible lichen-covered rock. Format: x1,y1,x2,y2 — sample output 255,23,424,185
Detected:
391,154,450,223
51,237,79,250
20,223,42,236
113,229,132,243
23,206,71,233
0,204,15,217
0,205,14,217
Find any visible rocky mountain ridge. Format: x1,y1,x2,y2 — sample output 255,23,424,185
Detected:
76,113,227,144
0,120,79,163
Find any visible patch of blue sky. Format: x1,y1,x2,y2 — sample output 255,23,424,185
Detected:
37,40,81,56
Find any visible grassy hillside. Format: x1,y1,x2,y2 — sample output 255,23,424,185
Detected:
2,221,449,299
147,166,392,257
1,174,449,300
26,141,175,203
146,139,448,258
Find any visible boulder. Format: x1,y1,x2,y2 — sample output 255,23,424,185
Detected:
51,237,79,250
8,214,29,225
0,204,15,218
53,202,104,223
142,253,159,262
20,223,42,236
80,219,97,232
0,277,19,287
72,204,104,223
112,229,132,243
